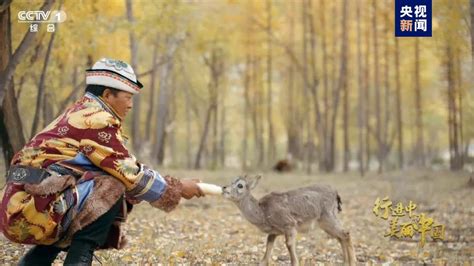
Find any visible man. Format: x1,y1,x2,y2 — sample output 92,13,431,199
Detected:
0,58,204,265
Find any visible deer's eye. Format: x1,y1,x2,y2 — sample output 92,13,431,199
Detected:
237,184,243,189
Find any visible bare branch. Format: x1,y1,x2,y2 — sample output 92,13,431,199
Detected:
136,57,168,78
0,0,56,107
367,124,382,146
0,0,12,13
55,79,85,117
386,126,398,155
249,15,304,73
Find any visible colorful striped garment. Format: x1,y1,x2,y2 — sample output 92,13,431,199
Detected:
0,92,173,245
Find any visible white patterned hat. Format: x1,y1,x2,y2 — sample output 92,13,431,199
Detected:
86,58,143,94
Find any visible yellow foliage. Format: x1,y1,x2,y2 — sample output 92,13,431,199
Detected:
7,0,473,167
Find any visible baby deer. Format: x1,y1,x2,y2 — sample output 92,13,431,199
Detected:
222,175,356,266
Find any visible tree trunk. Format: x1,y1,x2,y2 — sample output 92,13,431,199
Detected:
372,0,383,173
308,0,316,174
254,60,265,166
0,87,24,167
153,58,173,165
183,79,193,169
168,85,177,166
31,26,57,136
319,0,330,171
323,0,347,172
301,0,311,173
0,0,55,106
471,0,474,71
146,40,159,141
446,44,463,170
0,1,12,13
42,92,54,128
126,0,141,151
325,0,339,172
381,12,391,169
308,0,326,175
330,1,337,97
242,55,251,170
301,0,318,174
380,11,393,168
455,48,464,167
414,38,425,166
15,75,25,100
195,48,222,169
266,0,275,165
341,0,349,172
219,98,226,167
153,36,181,165
286,1,299,161
211,83,218,169
195,104,214,169
342,77,349,172
250,59,260,169
0,0,55,166
364,17,371,172
0,6,25,167
180,61,198,169
447,46,453,168
356,0,365,176
395,38,404,169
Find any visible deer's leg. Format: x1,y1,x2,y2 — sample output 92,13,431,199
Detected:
346,232,356,266
260,234,277,266
318,214,356,266
339,238,350,264
284,228,299,266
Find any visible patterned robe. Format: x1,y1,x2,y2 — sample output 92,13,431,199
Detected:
0,92,181,246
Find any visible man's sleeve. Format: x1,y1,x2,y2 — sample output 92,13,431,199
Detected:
78,115,182,211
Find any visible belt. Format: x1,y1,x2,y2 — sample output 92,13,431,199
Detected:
6,165,51,184
47,163,82,178
6,164,83,184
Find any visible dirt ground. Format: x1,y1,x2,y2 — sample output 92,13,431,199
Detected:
1,169,473,265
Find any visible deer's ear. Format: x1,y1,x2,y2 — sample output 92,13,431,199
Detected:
248,175,261,190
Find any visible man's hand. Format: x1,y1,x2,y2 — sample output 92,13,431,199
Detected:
180,179,205,199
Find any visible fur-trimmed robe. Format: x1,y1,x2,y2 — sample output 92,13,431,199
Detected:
0,172,182,249
0,92,183,248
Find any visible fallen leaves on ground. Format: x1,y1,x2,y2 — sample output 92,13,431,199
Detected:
0,169,473,265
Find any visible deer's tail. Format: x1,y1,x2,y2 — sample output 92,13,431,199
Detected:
337,193,342,212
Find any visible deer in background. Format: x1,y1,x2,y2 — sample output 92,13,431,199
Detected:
222,175,356,266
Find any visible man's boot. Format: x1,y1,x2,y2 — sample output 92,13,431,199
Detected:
63,240,95,265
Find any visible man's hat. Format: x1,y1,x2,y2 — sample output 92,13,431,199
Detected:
86,58,143,94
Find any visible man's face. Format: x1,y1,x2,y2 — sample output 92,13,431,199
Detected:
102,89,134,119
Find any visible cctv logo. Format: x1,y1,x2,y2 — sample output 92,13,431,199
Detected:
18,11,51,22
18,10,66,23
